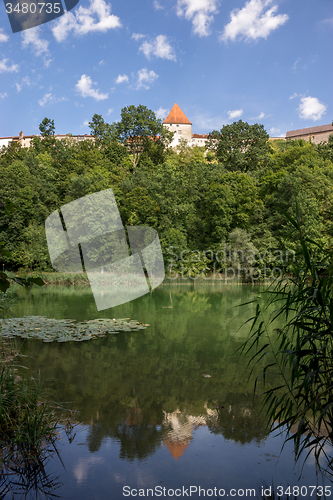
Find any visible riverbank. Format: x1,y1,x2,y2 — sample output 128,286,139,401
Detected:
6,271,276,286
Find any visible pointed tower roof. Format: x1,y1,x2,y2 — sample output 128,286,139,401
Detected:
163,103,192,125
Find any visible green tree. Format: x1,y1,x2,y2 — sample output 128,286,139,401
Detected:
39,117,55,137
207,120,271,172
88,114,117,146
115,105,172,171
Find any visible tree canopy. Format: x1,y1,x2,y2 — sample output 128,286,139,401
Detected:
207,120,271,172
1,112,333,279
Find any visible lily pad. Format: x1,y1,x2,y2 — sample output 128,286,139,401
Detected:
0,316,149,343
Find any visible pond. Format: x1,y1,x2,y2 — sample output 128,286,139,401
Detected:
2,282,331,499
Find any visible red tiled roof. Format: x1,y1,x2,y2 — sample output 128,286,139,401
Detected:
163,103,192,125
286,124,333,138
192,133,208,139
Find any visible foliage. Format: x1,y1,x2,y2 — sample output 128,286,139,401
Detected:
89,113,117,146
115,104,173,170
241,206,333,474
207,120,271,172
0,316,149,342
38,117,55,137
1,113,333,281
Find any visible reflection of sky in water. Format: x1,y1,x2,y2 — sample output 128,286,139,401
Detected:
8,285,333,497
51,420,330,500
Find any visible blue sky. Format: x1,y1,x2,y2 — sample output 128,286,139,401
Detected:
0,0,332,138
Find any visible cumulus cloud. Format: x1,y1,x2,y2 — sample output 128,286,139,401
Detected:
21,27,50,56
228,109,243,120
0,29,9,43
75,74,108,100
131,33,146,41
52,0,121,42
0,92,8,98
269,127,280,135
153,0,164,10
106,108,113,115
221,0,288,42
192,112,226,131
155,106,168,119
139,35,176,61
0,58,19,73
298,96,327,121
177,0,219,37
115,74,129,84
136,68,158,90
16,76,31,92
38,93,67,106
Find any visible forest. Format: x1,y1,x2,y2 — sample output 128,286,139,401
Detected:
1,108,333,280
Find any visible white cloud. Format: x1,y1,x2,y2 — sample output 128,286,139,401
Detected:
221,0,288,42
106,108,113,115
75,74,108,100
177,0,219,37
155,107,168,119
83,119,89,126
21,27,49,56
0,29,9,43
136,68,158,90
115,74,129,84
38,93,67,106
228,108,243,120
52,0,121,42
289,92,299,100
139,35,176,61
153,0,164,10
269,127,280,134
250,111,266,120
321,17,333,27
131,33,146,41
38,93,52,106
298,96,327,121
16,76,31,92
192,113,226,131
0,92,8,98
0,58,19,73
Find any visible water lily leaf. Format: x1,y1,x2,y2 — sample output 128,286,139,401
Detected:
0,316,149,343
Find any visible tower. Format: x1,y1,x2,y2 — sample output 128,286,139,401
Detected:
163,103,192,147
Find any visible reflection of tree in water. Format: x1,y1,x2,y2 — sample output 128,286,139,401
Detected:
207,394,269,444
84,396,270,461
0,448,62,499
16,286,275,462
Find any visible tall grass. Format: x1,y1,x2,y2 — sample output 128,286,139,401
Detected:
0,340,66,496
0,354,59,465
241,206,333,476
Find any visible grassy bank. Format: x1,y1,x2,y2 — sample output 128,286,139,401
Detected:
0,340,60,466
6,271,90,286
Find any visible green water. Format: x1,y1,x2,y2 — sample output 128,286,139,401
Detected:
3,283,330,498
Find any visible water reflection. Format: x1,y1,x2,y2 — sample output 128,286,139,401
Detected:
0,445,62,499
9,283,314,496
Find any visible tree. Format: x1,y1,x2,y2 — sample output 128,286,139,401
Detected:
88,114,117,146
115,105,172,171
207,120,271,172
39,118,55,137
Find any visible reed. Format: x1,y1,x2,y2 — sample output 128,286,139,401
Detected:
241,205,333,476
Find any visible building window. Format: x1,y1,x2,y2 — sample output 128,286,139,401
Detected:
178,130,182,134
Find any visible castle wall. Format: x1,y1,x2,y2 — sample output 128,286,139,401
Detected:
164,123,192,147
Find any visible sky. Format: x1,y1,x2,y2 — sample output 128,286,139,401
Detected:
0,0,332,138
